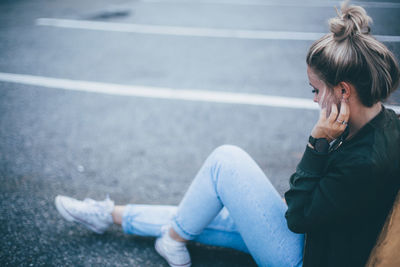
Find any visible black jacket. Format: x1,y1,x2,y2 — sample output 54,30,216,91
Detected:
284,106,400,267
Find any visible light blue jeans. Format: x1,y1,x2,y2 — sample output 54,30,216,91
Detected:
122,145,304,267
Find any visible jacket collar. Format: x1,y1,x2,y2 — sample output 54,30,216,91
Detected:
343,104,387,144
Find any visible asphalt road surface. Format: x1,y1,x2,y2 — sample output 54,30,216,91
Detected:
1,0,399,266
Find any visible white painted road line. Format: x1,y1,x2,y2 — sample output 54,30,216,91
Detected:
0,72,317,110
1,72,399,113
36,18,400,42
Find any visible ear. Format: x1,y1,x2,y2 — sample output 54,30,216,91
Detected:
336,82,352,100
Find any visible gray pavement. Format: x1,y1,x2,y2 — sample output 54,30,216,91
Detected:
1,0,399,266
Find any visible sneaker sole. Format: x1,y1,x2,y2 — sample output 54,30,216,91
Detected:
54,196,104,234
155,239,191,267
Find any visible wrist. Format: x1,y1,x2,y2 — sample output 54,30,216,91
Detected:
311,126,333,142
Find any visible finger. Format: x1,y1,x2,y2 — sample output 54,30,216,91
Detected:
328,103,338,123
336,99,350,124
341,98,350,122
319,107,327,120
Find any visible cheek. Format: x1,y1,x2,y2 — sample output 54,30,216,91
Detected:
316,87,328,106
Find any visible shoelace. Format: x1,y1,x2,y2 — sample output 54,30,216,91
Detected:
71,197,112,218
83,196,113,209
84,195,111,205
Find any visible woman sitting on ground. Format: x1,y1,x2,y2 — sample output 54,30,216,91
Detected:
54,2,400,267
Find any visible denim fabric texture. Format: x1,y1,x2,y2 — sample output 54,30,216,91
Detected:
122,145,304,267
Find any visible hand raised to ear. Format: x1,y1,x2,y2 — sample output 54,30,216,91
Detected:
311,98,350,142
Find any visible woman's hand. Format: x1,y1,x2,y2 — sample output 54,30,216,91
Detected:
311,99,350,142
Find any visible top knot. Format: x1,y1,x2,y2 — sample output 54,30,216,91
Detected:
329,1,372,42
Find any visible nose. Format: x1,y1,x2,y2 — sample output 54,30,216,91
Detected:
313,94,318,103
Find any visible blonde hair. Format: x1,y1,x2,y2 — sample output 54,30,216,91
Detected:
306,0,400,107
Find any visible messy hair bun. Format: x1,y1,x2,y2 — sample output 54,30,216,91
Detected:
329,1,372,42
329,2,372,42
307,1,400,107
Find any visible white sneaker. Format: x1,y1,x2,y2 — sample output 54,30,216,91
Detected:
55,195,114,234
155,225,191,267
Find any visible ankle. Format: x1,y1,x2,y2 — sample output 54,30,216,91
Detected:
168,227,187,243
111,205,125,225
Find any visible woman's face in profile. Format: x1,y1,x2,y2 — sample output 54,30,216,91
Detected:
307,66,341,115
307,66,327,105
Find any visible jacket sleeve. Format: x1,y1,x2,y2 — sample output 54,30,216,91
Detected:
284,145,376,233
